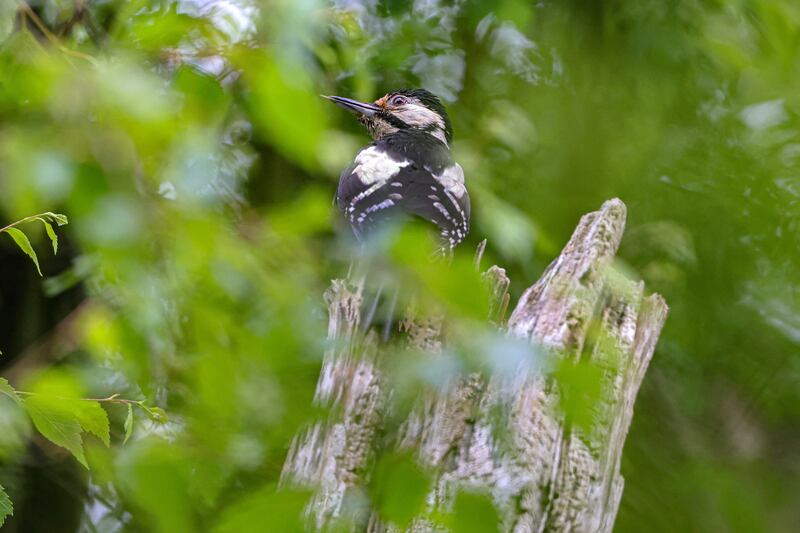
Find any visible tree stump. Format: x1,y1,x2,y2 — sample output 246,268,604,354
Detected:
282,199,668,532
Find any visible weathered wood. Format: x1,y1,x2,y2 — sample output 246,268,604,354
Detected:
281,280,384,528
282,199,668,532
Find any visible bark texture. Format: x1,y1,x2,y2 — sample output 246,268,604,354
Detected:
282,199,668,532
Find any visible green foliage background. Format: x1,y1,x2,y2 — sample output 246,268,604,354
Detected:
0,0,799,531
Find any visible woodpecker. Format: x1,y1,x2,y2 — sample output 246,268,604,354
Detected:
324,89,470,252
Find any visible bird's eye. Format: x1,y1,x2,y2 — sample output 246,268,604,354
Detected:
390,95,407,106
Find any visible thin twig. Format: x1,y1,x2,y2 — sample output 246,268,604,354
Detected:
18,1,62,44
0,213,45,234
16,390,143,405
474,238,487,270
18,0,98,66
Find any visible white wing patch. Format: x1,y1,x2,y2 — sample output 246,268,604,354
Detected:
432,163,467,199
352,146,410,185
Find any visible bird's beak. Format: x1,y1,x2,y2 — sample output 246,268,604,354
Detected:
322,95,381,117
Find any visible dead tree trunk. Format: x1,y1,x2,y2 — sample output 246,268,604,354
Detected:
282,199,668,532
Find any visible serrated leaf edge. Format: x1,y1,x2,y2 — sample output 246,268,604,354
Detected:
0,483,13,528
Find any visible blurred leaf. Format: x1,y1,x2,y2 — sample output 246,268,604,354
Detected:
117,439,193,533
78,194,144,248
213,484,310,533
175,66,229,119
142,405,167,424
44,255,94,297
78,302,121,356
451,490,500,533
4,227,41,276
370,453,431,527
390,224,489,319
552,359,604,433
23,395,88,468
236,51,327,170
0,392,32,462
124,404,134,445
127,6,219,52
0,484,12,528
475,193,537,263
268,187,332,236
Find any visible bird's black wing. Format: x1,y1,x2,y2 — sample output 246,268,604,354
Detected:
337,131,470,249
335,147,408,240
392,164,470,249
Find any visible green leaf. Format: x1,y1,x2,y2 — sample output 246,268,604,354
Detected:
552,359,605,433
213,484,309,533
236,51,326,171
45,212,69,226
0,377,21,405
73,400,111,447
124,404,134,444
117,439,193,532
41,220,58,254
4,227,41,276
0,484,12,528
452,491,500,533
23,396,87,468
371,453,431,527
142,405,167,424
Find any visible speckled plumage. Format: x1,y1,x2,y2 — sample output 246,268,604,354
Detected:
332,89,470,250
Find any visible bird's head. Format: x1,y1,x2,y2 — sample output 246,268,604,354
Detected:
324,89,453,145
